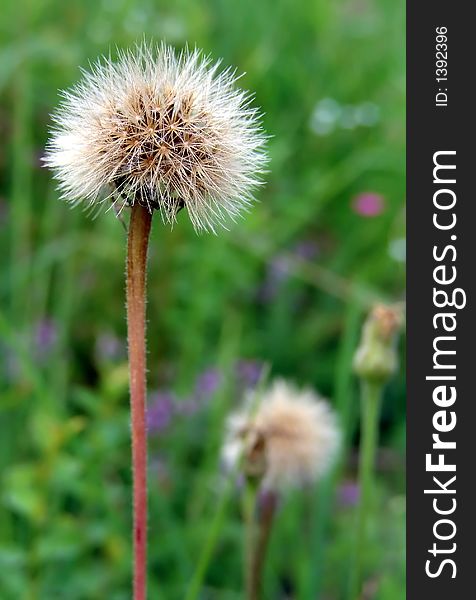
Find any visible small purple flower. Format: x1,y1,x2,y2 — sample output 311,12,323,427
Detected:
147,392,175,434
34,318,58,356
338,481,360,507
195,368,221,399
236,360,264,389
351,192,385,217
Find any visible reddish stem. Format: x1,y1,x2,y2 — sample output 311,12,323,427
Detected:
127,203,153,600
248,490,278,600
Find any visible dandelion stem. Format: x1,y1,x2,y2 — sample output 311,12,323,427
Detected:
348,380,382,600
242,480,258,600
127,203,153,600
242,481,277,600
249,490,277,600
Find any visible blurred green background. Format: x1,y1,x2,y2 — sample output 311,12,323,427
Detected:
0,0,405,598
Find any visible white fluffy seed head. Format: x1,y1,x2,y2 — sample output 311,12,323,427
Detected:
222,380,341,490
44,42,268,232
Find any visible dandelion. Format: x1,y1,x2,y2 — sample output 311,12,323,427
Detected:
44,41,267,600
44,42,267,232
222,379,340,600
223,379,340,490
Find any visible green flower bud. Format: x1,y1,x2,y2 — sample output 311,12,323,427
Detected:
353,304,403,383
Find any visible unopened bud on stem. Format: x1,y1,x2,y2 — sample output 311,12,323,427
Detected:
353,304,403,383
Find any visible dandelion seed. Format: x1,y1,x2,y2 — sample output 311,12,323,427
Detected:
44,42,267,232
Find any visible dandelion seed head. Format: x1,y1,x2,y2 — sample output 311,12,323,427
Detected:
44,42,267,232
222,380,340,490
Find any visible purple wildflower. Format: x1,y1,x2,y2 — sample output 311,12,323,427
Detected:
236,360,264,389
351,192,385,217
338,481,360,507
34,318,58,357
147,392,175,434
195,368,222,400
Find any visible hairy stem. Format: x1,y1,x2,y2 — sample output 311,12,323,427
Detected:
242,480,257,600
250,490,278,600
243,483,277,600
127,203,153,600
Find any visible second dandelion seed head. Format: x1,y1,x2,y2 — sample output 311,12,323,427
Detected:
223,380,340,490
44,42,267,232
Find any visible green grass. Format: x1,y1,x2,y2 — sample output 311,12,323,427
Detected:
0,0,405,598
